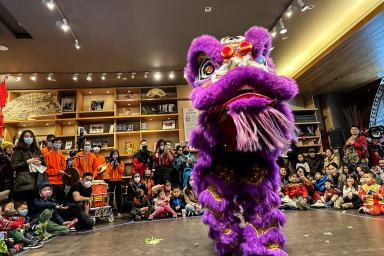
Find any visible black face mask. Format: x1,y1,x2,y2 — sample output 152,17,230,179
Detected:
141,145,148,150
183,151,189,155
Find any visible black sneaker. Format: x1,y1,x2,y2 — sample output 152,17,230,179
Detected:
23,240,43,250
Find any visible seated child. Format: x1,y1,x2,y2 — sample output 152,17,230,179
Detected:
311,180,340,208
282,173,311,210
148,190,177,220
151,181,172,200
1,201,43,250
183,176,203,215
297,167,314,202
170,187,185,216
358,171,384,215
0,203,23,255
34,183,77,236
129,189,151,221
334,173,362,209
312,170,327,202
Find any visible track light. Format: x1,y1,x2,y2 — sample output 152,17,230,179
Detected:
57,19,70,32
30,73,37,81
74,39,80,50
144,72,149,79
169,72,175,79
270,28,277,38
101,73,106,80
297,0,314,12
43,0,55,10
86,73,92,81
131,72,136,79
117,73,122,79
154,72,162,81
47,73,54,81
72,73,78,81
285,6,293,18
279,19,287,34
15,74,22,82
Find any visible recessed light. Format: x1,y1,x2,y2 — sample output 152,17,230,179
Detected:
122,77,127,80
144,72,149,79
22,124,26,127
46,123,49,126
101,73,106,80
204,7,212,12
15,74,22,81
131,72,136,79
88,91,92,94
167,118,170,120
0,45,8,51
169,72,175,79
30,73,37,81
47,73,54,81
106,90,110,94
154,72,162,81
74,39,80,50
150,118,152,121
43,0,55,10
86,73,92,81
72,73,78,81
128,104,131,106
117,73,122,79
68,122,71,125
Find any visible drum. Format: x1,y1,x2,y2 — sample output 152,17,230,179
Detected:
91,180,108,207
62,167,80,186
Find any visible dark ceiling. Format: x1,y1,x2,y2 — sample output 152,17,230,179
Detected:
296,11,384,94
0,0,291,89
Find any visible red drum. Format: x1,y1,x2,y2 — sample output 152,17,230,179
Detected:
91,180,108,207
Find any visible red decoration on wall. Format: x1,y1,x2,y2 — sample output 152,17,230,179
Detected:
0,79,7,136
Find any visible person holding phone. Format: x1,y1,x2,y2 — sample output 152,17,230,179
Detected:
152,139,173,185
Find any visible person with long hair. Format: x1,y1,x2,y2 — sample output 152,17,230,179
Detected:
106,149,124,217
334,173,362,209
152,139,173,185
183,175,203,216
11,130,46,210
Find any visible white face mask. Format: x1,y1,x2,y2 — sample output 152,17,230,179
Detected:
83,181,92,188
93,147,100,153
84,145,91,152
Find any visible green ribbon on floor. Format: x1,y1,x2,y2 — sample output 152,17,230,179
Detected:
144,236,163,245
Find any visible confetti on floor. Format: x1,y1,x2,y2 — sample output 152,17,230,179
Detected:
347,226,353,229
323,232,332,236
144,237,163,245
304,234,310,237
195,243,200,247
342,210,347,214
324,240,330,243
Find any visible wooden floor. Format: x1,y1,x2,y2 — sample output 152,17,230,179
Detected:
22,209,384,256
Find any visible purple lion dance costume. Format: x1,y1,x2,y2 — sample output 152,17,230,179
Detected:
184,26,298,256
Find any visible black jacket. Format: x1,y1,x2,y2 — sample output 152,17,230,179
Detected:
33,182,64,225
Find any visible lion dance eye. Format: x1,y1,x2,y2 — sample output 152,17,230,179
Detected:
221,46,234,59
239,41,253,55
198,57,215,80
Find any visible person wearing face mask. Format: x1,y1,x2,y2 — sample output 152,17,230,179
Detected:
45,138,67,205
11,130,46,210
0,142,14,200
132,139,151,177
106,150,124,217
171,145,183,187
74,141,99,178
93,144,107,180
41,134,56,158
152,139,173,185
62,172,95,230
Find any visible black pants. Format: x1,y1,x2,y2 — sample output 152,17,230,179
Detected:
52,184,66,205
343,194,363,208
13,190,35,211
61,202,94,230
154,167,172,185
108,181,122,213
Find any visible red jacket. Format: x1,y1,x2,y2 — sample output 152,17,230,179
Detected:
343,135,368,160
284,183,308,199
132,157,147,176
0,215,24,230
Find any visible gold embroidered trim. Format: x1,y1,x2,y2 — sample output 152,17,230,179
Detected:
249,220,279,237
223,228,231,235
207,185,222,201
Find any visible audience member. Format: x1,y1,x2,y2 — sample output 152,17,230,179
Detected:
170,186,185,216
93,144,107,180
358,171,384,215
41,134,56,158
129,188,151,221
296,154,310,174
343,126,368,166
306,148,324,176
334,174,362,209
73,142,98,178
282,173,310,210
106,150,124,217
152,139,173,185
0,145,13,200
148,190,177,220
312,170,327,202
312,180,340,208
132,139,151,177
324,148,340,170
183,176,203,215
328,162,346,192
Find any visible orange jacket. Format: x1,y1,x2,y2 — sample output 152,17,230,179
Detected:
358,183,384,206
94,154,107,180
45,150,66,185
73,151,98,178
106,161,125,181
41,147,51,157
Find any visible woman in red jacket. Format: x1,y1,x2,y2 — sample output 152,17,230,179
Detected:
106,150,124,217
343,126,368,165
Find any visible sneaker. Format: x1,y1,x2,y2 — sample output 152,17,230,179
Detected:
324,201,334,208
358,207,366,213
68,223,76,232
23,240,43,250
341,203,354,209
311,201,325,208
116,213,123,219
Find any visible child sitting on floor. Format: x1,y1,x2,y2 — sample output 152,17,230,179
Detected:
0,203,23,255
334,173,362,209
170,187,185,216
311,180,340,208
358,171,384,215
1,201,43,250
183,176,204,216
282,173,311,210
312,170,327,202
130,189,151,221
297,167,314,202
296,154,310,174
148,190,177,220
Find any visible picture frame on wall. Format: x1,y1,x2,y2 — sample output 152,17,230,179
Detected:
90,100,104,111
89,124,104,134
61,97,76,112
123,108,132,116
162,120,176,130
65,141,73,150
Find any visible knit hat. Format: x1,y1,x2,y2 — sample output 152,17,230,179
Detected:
1,141,13,150
308,148,316,153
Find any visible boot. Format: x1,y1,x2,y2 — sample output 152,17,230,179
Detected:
334,198,343,209
341,202,354,209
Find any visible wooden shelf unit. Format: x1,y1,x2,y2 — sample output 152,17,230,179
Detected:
3,86,190,158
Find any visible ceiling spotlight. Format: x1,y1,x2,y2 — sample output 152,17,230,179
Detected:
279,19,287,34
169,72,175,79
144,72,149,79
297,0,315,12
74,39,80,50
47,73,54,81
131,72,136,79
154,72,162,81
117,73,122,79
30,73,37,81
43,0,55,10
15,74,22,82
57,18,70,32
285,6,293,18
270,28,277,38
72,73,78,81
204,7,212,12
101,73,107,80
86,73,92,81
0,44,8,51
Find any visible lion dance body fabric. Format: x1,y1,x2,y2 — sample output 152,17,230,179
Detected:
184,26,298,256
